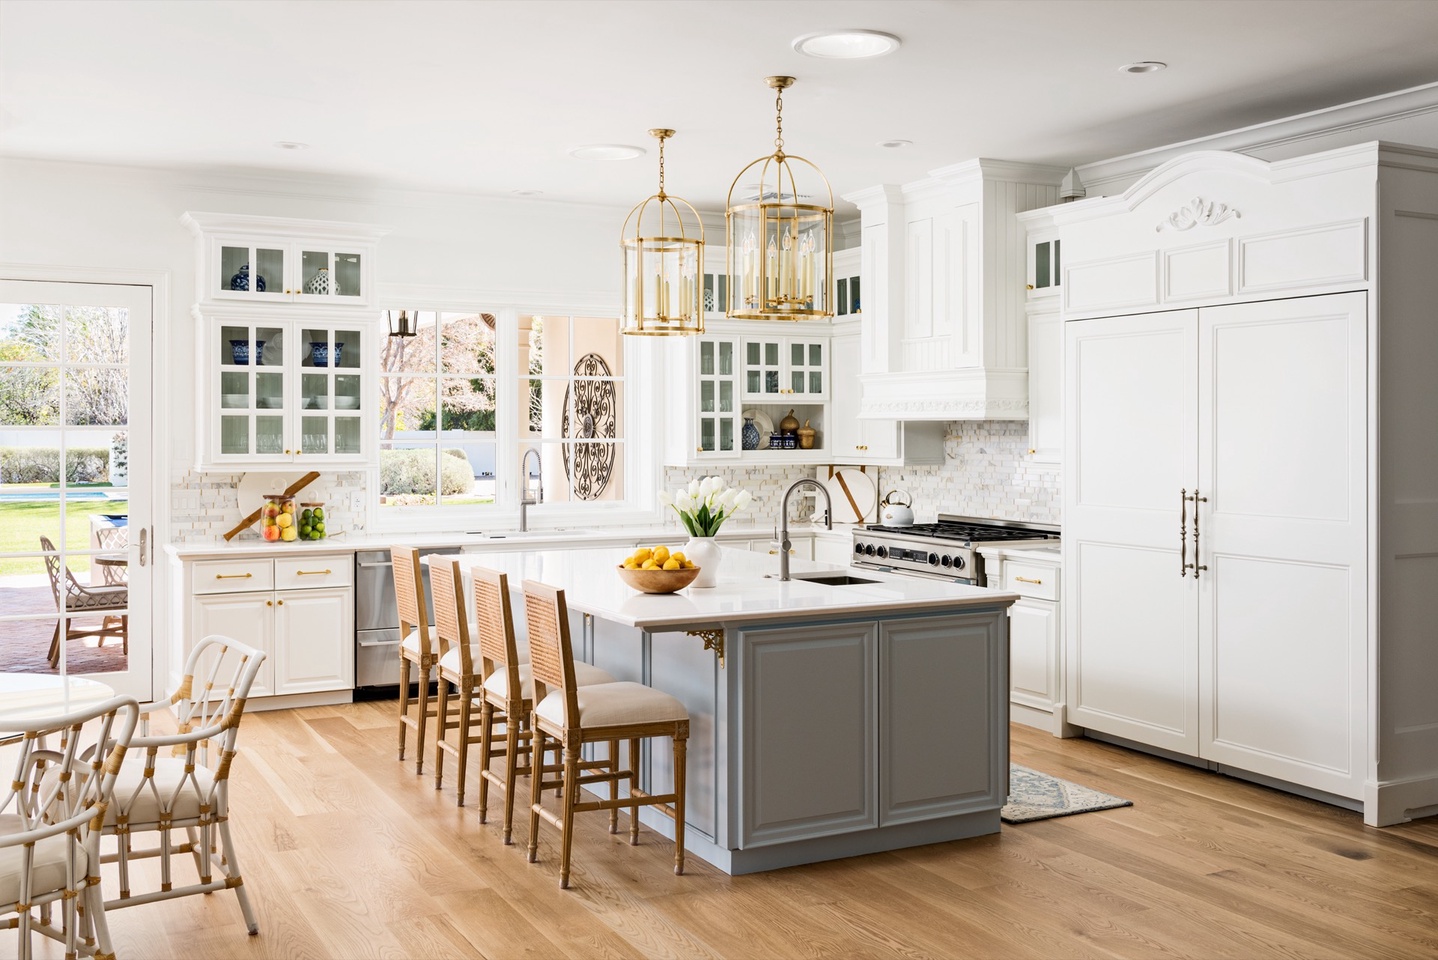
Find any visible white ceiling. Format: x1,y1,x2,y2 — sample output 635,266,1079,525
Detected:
4,0,1438,214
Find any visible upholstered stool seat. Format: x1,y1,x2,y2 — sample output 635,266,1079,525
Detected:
483,660,614,701
534,681,687,727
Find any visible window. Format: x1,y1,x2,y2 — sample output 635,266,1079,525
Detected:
377,310,626,518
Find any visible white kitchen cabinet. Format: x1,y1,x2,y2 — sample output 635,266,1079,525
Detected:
827,320,944,466
978,547,1075,737
1024,299,1062,464
693,335,743,459
1052,142,1438,826
833,247,862,318
742,336,827,402
182,211,384,306
179,553,354,707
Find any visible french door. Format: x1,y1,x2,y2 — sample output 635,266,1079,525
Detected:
0,279,154,701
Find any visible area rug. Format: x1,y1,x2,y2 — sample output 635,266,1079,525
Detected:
1002,764,1133,823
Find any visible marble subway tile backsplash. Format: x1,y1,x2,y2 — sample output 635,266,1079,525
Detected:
660,464,820,530
877,421,1060,525
170,469,368,542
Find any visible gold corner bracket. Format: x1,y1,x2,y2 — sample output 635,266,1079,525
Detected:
686,629,725,668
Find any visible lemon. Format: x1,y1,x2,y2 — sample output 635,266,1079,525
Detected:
641,558,659,570
682,560,697,569
623,559,639,569
653,545,670,563
671,551,686,564
662,558,681,570
633,547,652,563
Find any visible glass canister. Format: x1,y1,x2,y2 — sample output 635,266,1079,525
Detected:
260,493,297,542
298,501,328,541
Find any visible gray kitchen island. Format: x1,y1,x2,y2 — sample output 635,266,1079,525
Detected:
450,546,1019,875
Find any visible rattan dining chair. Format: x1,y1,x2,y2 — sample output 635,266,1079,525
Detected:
469,565,614,838
392,545,439,775
99,634,266,935
522,580,689,888
2,694,139,960
39,535,127,666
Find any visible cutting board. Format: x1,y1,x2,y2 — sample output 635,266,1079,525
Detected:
824,467,877,524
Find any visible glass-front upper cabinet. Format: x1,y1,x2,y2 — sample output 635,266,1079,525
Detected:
694,336,741,457
207,319,367,467
742,336,828,402
182,212,386,306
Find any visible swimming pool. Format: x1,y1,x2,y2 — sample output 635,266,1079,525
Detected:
0,490,125,502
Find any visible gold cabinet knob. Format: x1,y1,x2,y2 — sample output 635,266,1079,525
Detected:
266,600,273,607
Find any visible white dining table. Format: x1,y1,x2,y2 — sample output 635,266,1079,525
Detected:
0,673,117,723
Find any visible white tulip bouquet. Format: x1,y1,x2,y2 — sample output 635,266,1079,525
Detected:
660,476,754,538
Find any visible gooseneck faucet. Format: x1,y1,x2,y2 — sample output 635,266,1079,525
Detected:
778,478,833,581
519,448,543,532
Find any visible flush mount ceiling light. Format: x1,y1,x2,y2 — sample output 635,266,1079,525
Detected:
1120,61,1167,74
272,141,309,151
569,143,646,161
726,76,833,322
511,188,544,197
620,129,705,337
792,29,901,59
877,139,913,149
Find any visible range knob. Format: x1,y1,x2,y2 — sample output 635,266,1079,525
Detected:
876,546,889,559
853,543,865,556
940,555,952,567
863,543,877,557
928,552,940,566
951,555,966,570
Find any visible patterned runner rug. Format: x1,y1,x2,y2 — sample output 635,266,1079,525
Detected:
1002,764,1133,823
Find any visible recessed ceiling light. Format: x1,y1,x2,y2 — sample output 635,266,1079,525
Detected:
568,144,646,161
273,141,309,151
792,29,901,60
1119,61,1167,74
877,139,913,149
511,189,544,197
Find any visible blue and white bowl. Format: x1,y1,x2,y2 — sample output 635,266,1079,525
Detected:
309,342,343,367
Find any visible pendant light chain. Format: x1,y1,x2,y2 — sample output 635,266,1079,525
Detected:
656,132,667,200
773,87,785,157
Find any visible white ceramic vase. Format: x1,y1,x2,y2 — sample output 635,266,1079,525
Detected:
683,536,721,588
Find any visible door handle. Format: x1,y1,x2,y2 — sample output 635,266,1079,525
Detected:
1190,488,1209,579
139,526,148,567
1179,488,1188,577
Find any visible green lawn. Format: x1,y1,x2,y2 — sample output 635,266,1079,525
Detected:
0,500,122,577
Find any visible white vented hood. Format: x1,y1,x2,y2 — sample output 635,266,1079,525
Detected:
844,160,1068,421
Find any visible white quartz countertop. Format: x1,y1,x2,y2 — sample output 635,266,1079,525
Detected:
446,546,1018,631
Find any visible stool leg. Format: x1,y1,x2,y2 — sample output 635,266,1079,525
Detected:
434,674,450,790
414,657,432,776
608,738,620,834
628,738,641,845
477,700,495,823
672,733,687,876
502,708,522,844
527,729,544,865
397,656,412,761
560,742,581,889
456,683,475,805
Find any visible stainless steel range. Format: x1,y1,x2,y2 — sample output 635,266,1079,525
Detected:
851,514,1060,584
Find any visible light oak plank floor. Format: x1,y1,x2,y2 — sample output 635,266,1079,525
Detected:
10,701,1437,960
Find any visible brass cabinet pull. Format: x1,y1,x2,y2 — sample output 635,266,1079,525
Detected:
295,568,332,576
277,599,284,605
266,600,273,607
216,572,254,580
1015,575,1043,584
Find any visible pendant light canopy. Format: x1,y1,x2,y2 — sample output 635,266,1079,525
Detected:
620,129,705,336
726,76,833,321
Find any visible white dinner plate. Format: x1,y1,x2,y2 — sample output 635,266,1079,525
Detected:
824,468,878,524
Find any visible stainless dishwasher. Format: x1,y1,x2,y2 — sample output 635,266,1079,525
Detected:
354,547,463,696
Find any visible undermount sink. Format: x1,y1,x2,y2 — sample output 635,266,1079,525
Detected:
785,572,882,586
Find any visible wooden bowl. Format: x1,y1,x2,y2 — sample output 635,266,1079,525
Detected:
616,565,700,594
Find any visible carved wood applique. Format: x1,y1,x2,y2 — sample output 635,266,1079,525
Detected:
1156,197,1242,232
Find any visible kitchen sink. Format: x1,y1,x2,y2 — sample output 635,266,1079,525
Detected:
785,572,882,586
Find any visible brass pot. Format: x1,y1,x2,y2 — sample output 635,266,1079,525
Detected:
779,409,800,435
797,419,816,449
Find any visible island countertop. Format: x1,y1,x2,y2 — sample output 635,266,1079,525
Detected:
446,545,1019,631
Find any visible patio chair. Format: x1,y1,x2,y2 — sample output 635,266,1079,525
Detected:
39,535,127,666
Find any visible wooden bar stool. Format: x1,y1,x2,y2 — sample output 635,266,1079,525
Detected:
391,545,438,775
471,565,615,839
428,556,484,804
522,579,689,888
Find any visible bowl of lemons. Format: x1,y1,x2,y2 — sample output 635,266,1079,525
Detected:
617,545,700,593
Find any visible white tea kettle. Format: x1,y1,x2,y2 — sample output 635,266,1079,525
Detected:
880,489,914,527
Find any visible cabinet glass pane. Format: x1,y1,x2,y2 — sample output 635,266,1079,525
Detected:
791,342,803,366
336,328,360,367
220,415,248,455
719,340,733,375
300,250,333,296
256,249,284,293
764,370,779,394
717,274,728,313
220,324,257,366
220,371,249,408
256,326,283,366
334,417,361,454
1053,239,1061,286
719,380,733,412
808,343,822,366
700,341,715,376
719,419,734,451
837,278,849,315
302,373,328,409
764,342,778,365
1035,241,1051,289
746,341,760,366
703,274,716,314
334,253,362,298
335,374,361,411
809,371,823,394
256,372,282,410
849,278,859,312
256,416,284,455
747,370,761,394
700,418,715,451
700,380,715,413
300,415,329,456
791,371,804,393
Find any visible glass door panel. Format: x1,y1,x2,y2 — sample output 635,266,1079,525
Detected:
300,415,329,456
334,417,362,455
220,415,249,455
256,416,285,455
334,374,361,411
334,253,363,298
219,243,284,297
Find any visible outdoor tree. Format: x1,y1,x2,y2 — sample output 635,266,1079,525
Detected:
0,305,128,427
379,312,498,438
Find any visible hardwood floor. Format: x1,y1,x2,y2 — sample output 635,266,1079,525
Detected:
12,701,1438,960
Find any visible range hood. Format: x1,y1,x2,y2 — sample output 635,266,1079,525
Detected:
844,160,1068,421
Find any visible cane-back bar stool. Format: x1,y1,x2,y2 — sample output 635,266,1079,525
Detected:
100,634,266,934
427,557,484,804
522,580,690,888
391,546,439,775
470,565,614,840
2,695,139,960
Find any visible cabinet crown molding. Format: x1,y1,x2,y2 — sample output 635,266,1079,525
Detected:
180,211,390,243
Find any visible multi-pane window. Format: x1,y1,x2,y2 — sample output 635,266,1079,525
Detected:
523,314,625,503
378,311,497,510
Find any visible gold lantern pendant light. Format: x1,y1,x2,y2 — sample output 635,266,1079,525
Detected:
726,76,833,321
621,128,705,336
